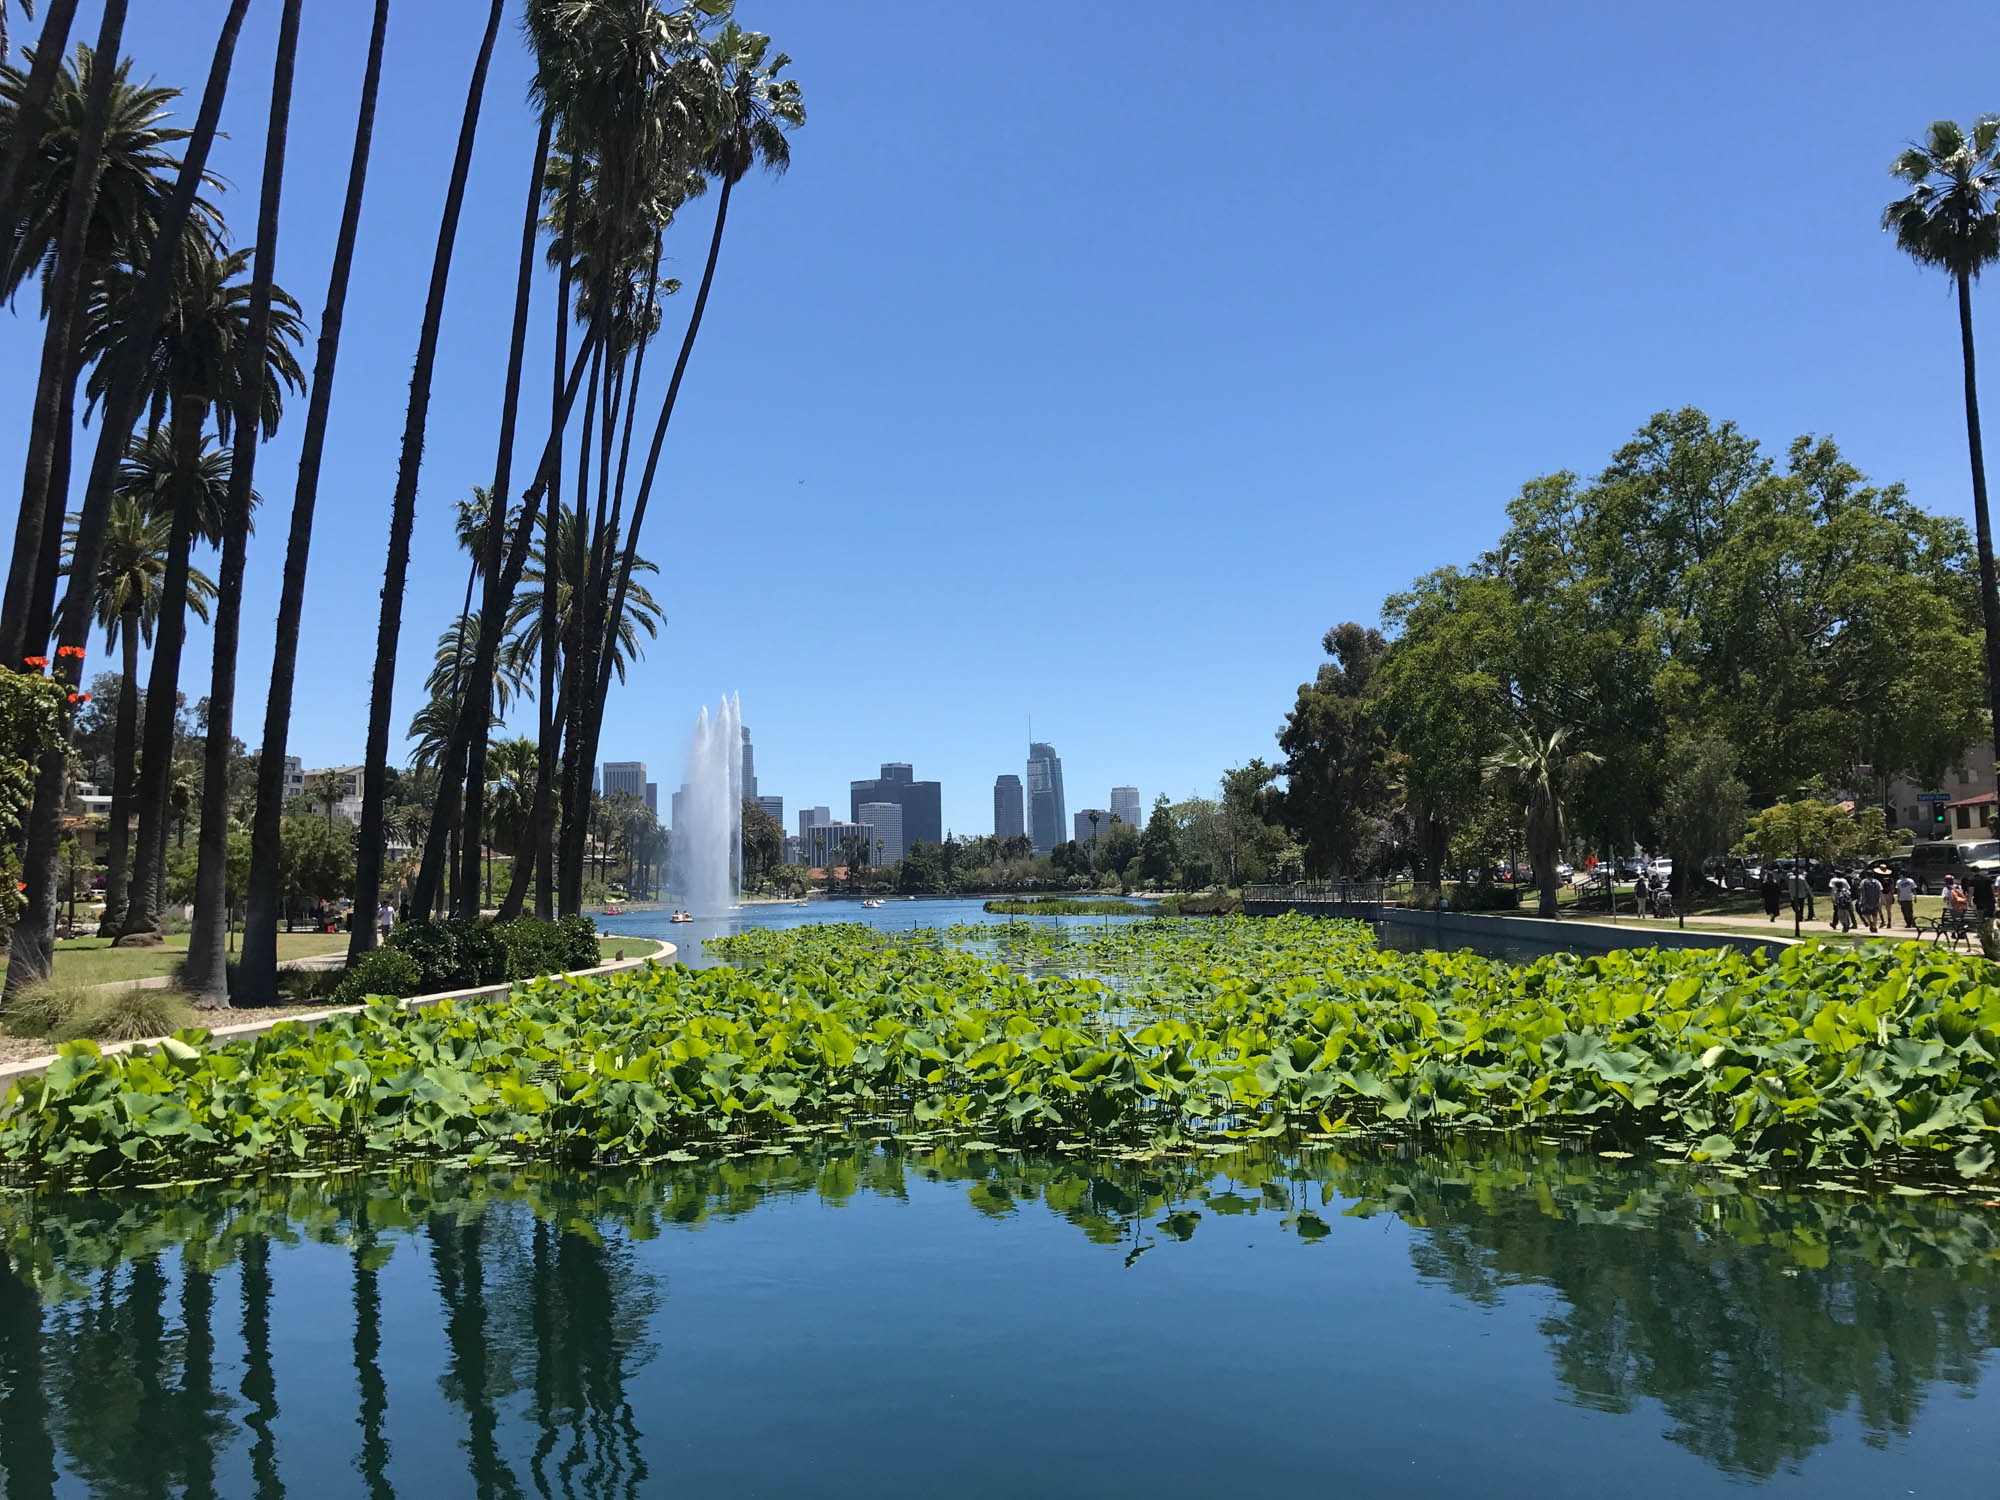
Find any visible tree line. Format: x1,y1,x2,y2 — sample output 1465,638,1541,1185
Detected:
0,0,802,1005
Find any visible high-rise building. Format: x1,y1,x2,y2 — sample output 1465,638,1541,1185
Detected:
671,784,688,832
849,763,941,848
282,755,304,800
801,819,872,870
993,775,1024,839
858,801,905,864
1111,786,1141,831
602,761,647,799
798,806,831,842
1026,742,1066,854
1074,809,1110,848
740,727,757,802
645,782,658,814
756,794,784,827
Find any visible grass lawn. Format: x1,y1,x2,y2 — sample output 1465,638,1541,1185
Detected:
596,936,662,964
50,932,349,985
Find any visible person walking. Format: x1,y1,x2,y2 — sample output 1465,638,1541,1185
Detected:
377,900,396,941
1760,869,1782,921
1973,870,1996,924
1633,870,1651,920
1788,866,1810,927
1896,871,1918,929
1829,871,1854,932
1857,871,1883,933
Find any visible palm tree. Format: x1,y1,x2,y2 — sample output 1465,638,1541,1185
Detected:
1885,116,2000,781
502,508,662,682
1483,725,1600,918
350,0,507,962
4,0,251,998
0,0,81,237
111,242,300,943
182,0,304,1010
239,0,389,1005
65,492,215,934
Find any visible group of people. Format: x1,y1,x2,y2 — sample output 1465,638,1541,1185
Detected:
1630,869,1675,918
1756,864,1993,933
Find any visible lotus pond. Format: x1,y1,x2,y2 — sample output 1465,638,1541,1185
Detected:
1,920,1999,1494
4,917,1998,1185
0,1137,1995,1495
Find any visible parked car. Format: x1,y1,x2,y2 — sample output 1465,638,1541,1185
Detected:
1906,839,2000,893
1555,862,1574,882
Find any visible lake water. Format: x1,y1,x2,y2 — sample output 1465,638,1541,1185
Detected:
1,1138,1994,1497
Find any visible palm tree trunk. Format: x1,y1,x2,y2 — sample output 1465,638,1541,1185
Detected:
240,1237,282,1500
349,0,505,963
1958,271,2000,780
584,178,737,792
9,0,251,995
95,607,141,934
240,0,389,1004
0,0,79,235
184,0,302,1010
0,0,124,669
353,1238,393,1500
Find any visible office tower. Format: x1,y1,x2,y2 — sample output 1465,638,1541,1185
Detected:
798,805,830,842
1074,809,1109,847
1111,786,1141,830
849,763,942,847
1026,741,1066,854
671,784,688,833
645,782,658,814
757,794,784,826
740,727,757,802
802,819,871,870
994,775,1024,839
602,761,646,799
858,801,905,864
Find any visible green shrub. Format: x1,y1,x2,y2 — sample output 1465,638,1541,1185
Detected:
495,914,599,979
275,966,345,1005
55,987,193,1043
6,980,97,1038
387,916,595,993
1445,881,1521,913
983,898,1152,916
330,948,422,1007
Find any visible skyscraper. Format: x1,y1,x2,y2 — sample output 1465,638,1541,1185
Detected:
798,806,830,842
850,763,941,848
1026,742,1065,855
1111,786,1141,831
740,727,757,802
858,801,905,864
1074,809,1109,848
756,794,784,826
602,761,646,798
993,775,1024,839
645,782,658,814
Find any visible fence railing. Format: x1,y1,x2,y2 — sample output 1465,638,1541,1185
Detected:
1242,880,1386,907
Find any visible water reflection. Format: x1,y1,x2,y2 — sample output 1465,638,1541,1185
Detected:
0,1141,1992,1493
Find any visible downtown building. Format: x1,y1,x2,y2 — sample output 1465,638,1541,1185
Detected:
857,802,905,864
993,774,1024,839
1026,742,1066,854
1111,785,1141,831
601,761,647,799
1074,809,1110,848
800,819,873,871
849,762,942,851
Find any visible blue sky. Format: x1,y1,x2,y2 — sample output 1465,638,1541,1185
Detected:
5,1,1997,838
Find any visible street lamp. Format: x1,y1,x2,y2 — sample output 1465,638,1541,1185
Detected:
1792,786,1809,940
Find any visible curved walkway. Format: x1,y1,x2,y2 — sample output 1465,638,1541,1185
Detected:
0,938,675,1091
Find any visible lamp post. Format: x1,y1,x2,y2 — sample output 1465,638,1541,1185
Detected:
1792,787,1808,941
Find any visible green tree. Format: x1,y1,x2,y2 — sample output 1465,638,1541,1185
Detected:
1277,621,1389,876
1483,725,1600,917
1135,795,1180,890
740,797,782,887
277,812,353,924
1884,116,2000,782
1735,795,1892,867
1658,731,1749,900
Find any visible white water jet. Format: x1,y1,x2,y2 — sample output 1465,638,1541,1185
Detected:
667,694,742,914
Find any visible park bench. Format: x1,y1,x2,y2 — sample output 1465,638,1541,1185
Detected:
1914,910,1977,950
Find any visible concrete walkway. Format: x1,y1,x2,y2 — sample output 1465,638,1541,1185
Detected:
0,938,675,1090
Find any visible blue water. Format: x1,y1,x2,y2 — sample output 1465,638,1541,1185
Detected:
3,1140,1995,1497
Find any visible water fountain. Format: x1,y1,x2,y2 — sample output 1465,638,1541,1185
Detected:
666,694,743,914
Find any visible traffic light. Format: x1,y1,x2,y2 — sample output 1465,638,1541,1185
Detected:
1934,805,1949,830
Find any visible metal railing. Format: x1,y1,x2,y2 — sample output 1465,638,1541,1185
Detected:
1242,880,1385,907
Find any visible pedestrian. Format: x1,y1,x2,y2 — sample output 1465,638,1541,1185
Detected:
1760,869,1782,921
1857,871,1882,933
1788,866,1810,926
377,900,395,940
1896,870,1918,929
1829,871,1854,932
1973,871,1996,924
1944,875,1968,921
1633,870,1651,919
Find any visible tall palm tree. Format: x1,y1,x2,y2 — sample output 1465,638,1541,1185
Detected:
1483,725,1600,918
349,0,507,962
1885,116,2000,782
66,491,214,934
0,0,81,236
502,509,662,681
5,0,251,998
110,244,300,943
240,0,391,1005
182,0,304,1010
